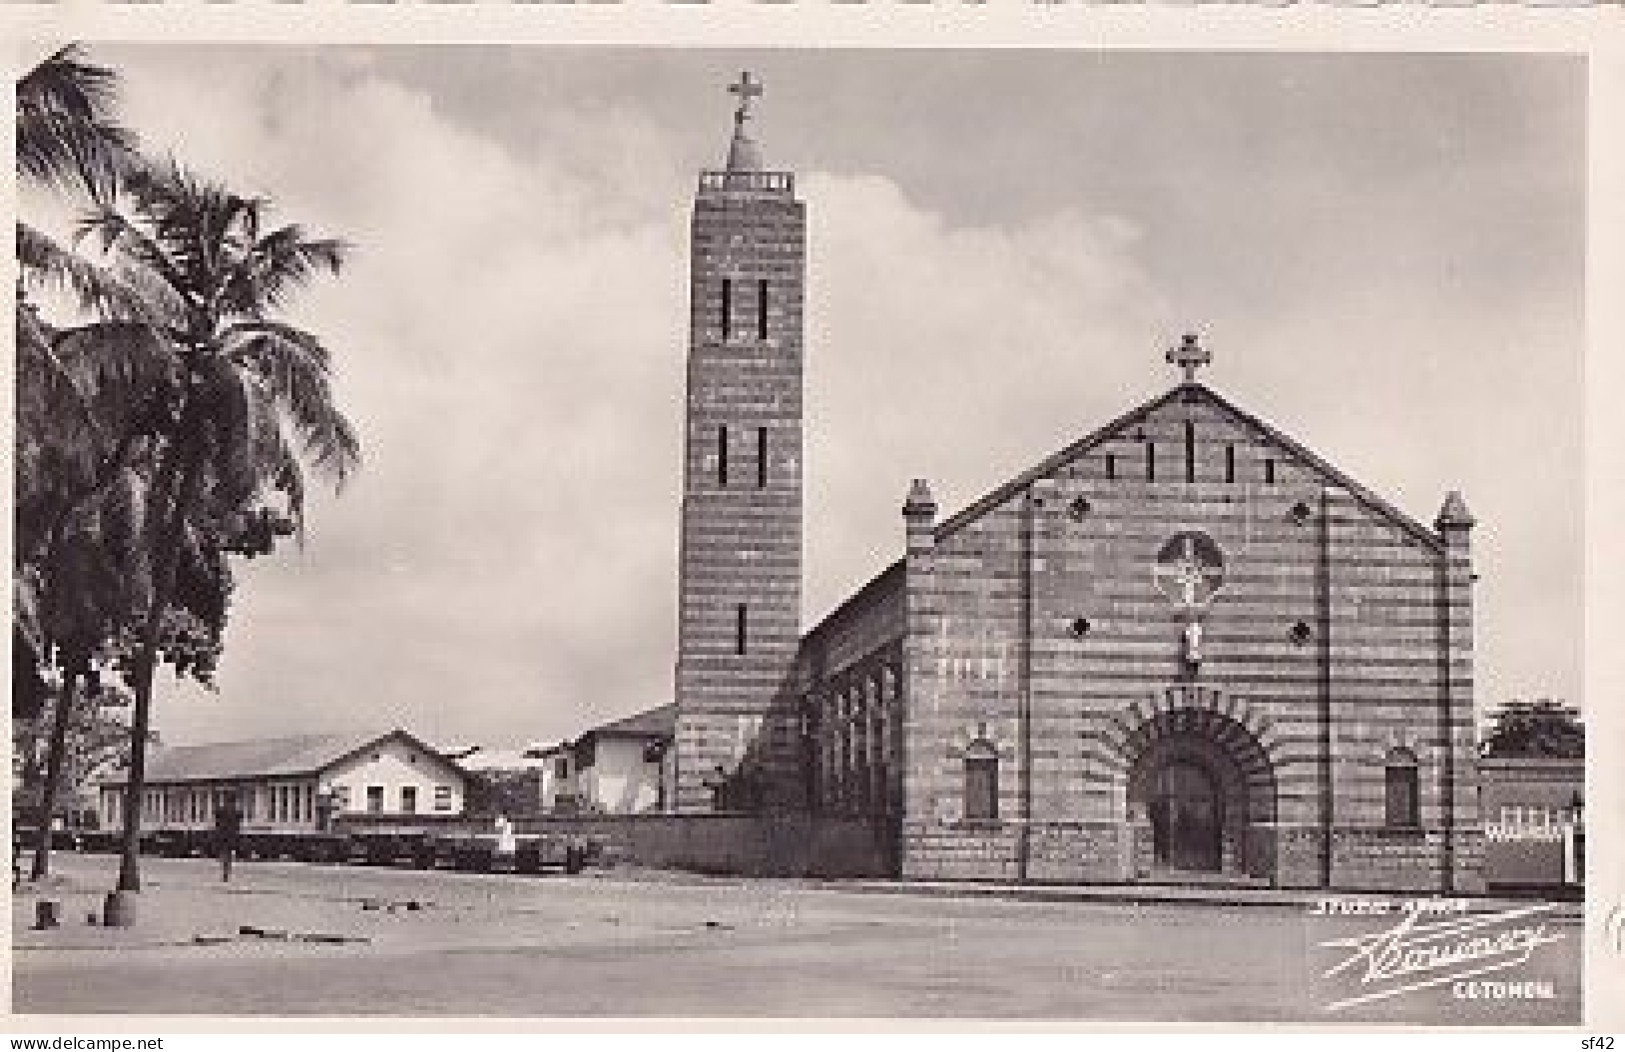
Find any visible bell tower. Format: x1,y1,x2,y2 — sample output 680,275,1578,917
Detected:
673,73,806,811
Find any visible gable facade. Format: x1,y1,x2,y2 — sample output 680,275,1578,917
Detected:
888,383,1480,891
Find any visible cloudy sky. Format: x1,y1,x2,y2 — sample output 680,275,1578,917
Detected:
28,46,1584,750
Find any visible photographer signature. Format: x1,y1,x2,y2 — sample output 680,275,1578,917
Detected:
1319,903,1564,1011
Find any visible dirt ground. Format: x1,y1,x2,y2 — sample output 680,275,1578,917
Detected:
10,852,1582,1024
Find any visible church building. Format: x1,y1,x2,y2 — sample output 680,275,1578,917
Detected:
672,74,1483,892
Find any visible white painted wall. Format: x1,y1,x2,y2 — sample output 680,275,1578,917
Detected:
538,751,577,811
584,738,665,814
93,735,467,831
322,735,466,817
96,778,321,831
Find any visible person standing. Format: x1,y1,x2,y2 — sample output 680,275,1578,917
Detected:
215,794,243,882
494,812,516,871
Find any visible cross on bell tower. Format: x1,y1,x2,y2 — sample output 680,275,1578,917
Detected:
724,72,767,173
729,71,763,122
1167,333,1211,385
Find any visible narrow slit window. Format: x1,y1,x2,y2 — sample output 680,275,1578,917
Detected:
720,278,732,339
735,604,748,656
717,425,729,486
1265,457,1276,485
757,279,769,341
1184,420,1196,483
757,426,768,488
1106,453,1116,481
1146,442,1156,482
1225,444,1236,483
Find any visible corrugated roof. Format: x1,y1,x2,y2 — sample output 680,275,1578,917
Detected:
102,731,386,786
585,703,676,741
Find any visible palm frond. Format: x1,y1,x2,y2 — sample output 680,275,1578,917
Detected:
17,222,181,325
15,307,103,556
246,397,308,532
74,205,191,310
118,158,243,297
223,323,360,488
16,44,136,200
52,321,182,413
222,225,349,317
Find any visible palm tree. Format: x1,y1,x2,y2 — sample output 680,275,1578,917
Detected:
14,43,142,875
68,157,360,893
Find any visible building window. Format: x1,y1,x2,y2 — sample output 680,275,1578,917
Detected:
1225,443,1235,483
736,604,748,655
1185,420,1196,483
1265,457,1276,484
757,278,769,340
554,758,569,780
1106,453,1116,481
963,739,999,823
434,785,453,812
1146,442,1156,482
1385,748,1420,829
757,426,768,488
717,425,729,486
720,277,732,339
401,786,418,814
366,786,384,814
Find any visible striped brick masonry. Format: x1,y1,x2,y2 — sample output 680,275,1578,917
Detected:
674,74,807,811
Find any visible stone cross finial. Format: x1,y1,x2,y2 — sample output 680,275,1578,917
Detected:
729,71,763,123
1167,333,1211,385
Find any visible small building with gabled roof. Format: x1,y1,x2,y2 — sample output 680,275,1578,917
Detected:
572,703,676,814
97,728,470,833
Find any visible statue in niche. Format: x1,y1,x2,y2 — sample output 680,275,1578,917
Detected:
1182,617,1204,669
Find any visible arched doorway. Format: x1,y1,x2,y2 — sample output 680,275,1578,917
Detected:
1147,759,1222,872
1120,704,1278,880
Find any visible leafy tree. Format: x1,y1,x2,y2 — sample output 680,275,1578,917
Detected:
13,673,139,830
65,157,360,893
14,47,357,893
14,43,150,878
1481,699,1584,760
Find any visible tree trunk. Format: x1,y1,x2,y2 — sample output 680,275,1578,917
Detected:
114,444,199,895
30,659,81,881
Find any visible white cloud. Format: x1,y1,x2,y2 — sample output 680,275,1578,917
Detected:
101,52,1167,750
63,49,1577,751
803,172,1165,618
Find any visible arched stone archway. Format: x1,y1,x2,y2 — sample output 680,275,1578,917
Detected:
1114,704,1279,881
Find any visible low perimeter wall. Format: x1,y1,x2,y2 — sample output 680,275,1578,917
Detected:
514,812,893,878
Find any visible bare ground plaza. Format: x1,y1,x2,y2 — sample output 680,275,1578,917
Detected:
12,853,1580,1023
